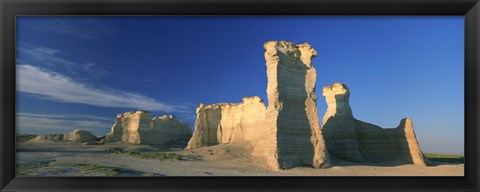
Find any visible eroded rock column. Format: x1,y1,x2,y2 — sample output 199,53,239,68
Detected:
321,83,365,162
185,104,222,149
322,82,353,126
258,41,330,169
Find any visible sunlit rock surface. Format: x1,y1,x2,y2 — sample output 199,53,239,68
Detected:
26,129,97,143
27,134,64,143
186,96,267,149
321,82,430,166
255,41,329,169
102,110,192,146
63,129,97,143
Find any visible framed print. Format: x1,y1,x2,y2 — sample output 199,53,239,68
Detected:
1,0,479,192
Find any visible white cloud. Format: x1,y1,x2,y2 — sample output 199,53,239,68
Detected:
17,112,112,121
17,44,109,79
16,116,110,135
21,17,118,40
33,47,60,55
17,112,65,118
143,78,158,82
17,64,188,112
18,44,75,67
23,18,96,40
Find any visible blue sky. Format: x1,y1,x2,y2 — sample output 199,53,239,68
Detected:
16,16,464,155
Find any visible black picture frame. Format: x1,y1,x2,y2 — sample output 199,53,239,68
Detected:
1,0,478,191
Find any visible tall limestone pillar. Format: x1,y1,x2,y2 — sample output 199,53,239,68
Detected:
255,41,330,169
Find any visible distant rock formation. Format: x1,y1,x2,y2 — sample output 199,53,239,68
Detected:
321,83,430,166
26,129,97,143
186,41,330,170
102,110,192,146
16,134,38,143
27,134,64,143
63,129,97,143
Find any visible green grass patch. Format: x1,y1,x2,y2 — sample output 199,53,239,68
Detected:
17,163,122,176
106,147,125,153
16,164,47,176
424,153,464,164
106,147,199,160
74,163,121,176
126,151,183,160
16,134,37,143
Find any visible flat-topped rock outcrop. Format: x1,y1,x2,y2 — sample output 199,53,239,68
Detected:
321,82,430,166
63,129,97,143
27,129,97,143
27,134,64,143
186,96,266,149
102,110,192,146
186,41,330,170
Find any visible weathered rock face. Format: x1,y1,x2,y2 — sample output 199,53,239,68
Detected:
102,110,192,146
400,118,430,166
321,83,363,161
255,41,329,169
186,96,267,149
321,82,430,166
186,41,330,170
151,115,193,145
63,129,97,143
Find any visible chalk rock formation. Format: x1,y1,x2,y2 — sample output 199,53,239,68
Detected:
186,41,330,170
27,134,64,143
186,96,266,149
63,129,97,143
255,41,329,169
102,110,192,146
26,129,97,143
321,82,430,166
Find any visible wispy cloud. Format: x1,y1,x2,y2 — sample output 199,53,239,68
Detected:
17,65,189,112
17,116,111,135
17,44,74,67
143,78,158,83
17,113,65,118
21,17,106,40
32,47,60,55
17,43,109,79
17,112,112,121
21,17,118,40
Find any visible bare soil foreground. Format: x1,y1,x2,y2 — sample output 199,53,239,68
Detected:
16,143,464,176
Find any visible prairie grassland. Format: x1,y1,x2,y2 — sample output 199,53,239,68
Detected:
424,153,464,164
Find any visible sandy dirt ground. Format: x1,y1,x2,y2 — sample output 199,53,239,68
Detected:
16,143,464,176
